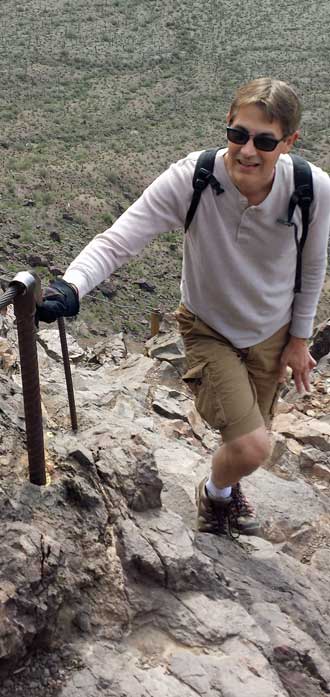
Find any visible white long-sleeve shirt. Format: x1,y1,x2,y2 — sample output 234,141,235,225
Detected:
64,149,330,348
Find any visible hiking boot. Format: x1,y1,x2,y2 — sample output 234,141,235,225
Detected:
230,482,260,535
196,477,260,537
196,477,232,535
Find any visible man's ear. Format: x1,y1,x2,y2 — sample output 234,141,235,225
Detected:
226,111,231,125
283,130,299,152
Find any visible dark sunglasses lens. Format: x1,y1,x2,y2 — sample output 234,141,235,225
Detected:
226,127,248,145
254,136,278,151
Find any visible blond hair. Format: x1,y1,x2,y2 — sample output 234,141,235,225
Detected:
228,77,301,136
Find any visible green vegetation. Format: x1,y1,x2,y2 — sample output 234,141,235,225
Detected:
0,0,330,337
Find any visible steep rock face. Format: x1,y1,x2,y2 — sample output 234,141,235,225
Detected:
0,315,330,696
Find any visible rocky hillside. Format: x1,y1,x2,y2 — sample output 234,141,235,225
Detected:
0,310,330,696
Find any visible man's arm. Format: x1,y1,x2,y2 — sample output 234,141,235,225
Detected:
280,166,330,393
62,155,196,300
35,154,197,323
290,165,330,340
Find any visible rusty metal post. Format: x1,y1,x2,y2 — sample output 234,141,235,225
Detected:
57,317,78,432
11,272,46,486
150,308,162,337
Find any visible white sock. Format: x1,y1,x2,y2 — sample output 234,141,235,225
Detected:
206,477,232,500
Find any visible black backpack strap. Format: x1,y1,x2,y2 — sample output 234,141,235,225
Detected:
184,147,224,232
288,153,314,293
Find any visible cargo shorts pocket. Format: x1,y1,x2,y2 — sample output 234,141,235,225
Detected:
182,362,226,430
174,304,196,337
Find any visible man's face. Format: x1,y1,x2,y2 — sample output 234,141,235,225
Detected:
224,104,298,201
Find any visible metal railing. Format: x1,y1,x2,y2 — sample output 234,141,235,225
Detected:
0,271,78,486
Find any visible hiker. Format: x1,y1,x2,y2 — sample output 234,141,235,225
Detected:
37,77,330,537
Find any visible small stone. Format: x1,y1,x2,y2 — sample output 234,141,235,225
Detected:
73,611,91,633
286,438,303,455
27,253,48,267
97,280,117,299
69,445,94,468
268,432,287,467
299,447,323,469
187,406,206,440
152,390,188,420
22,199,35,207
136,278,155,292
50,230,61,242
312,463,330,481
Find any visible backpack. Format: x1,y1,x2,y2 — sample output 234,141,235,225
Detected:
184,147,314,294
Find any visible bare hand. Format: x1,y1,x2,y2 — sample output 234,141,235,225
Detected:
278,336,316,394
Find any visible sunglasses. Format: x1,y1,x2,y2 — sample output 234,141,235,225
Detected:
226,126,283,152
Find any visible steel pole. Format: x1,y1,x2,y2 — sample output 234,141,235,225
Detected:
13,275,46,486
57,317,78,432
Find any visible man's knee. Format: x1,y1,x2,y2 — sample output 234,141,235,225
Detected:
227,427,271,474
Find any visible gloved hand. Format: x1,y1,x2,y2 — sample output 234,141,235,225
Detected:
36,279,80,324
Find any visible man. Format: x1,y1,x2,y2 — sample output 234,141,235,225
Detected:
37,77,330,537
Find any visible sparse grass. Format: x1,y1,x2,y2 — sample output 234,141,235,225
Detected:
0,0,330,338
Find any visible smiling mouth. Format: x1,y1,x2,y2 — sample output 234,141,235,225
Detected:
237,159,260,168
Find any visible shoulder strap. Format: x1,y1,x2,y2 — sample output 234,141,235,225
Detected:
184,148,224,232
288,153,314,293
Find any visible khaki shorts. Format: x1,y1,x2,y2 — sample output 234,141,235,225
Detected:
175,304,290,442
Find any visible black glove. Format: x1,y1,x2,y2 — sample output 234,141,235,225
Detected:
36,279,80,324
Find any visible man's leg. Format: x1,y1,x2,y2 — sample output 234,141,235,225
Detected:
175,305,288,536
211,425,271,488
176,306,266,534
197,324,290,536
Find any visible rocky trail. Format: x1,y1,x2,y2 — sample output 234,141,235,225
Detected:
1,311,330,697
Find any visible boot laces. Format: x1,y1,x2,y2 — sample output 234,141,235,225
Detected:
213,500,240,540
232,483,256,518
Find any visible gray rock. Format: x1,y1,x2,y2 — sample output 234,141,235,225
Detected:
169,647,287,697
252,602,330,691
145,331,186,373
152,385,191,420
86,332,127,365
243,467,328,542
312,462,330,481
158,593,270,648
96,444,162,512
299,446,329,469
153,443,204,527
63,475,104,510
69,445,94,468
157,360,182,386
3,314,330,696
273,411,330,452
38,329,85,363
310,548,330,573
73,611,91,634
0,522,63,666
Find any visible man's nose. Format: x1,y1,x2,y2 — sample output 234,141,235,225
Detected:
240,136,258,157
